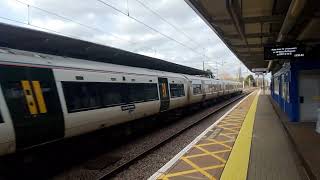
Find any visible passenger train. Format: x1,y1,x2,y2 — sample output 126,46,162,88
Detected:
0,47,242,156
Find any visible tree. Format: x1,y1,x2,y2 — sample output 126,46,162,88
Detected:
244,75,256,87
205,69,214,78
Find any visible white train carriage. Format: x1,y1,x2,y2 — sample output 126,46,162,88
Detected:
0,48,243,156
186,76,204,104
166,75,189,110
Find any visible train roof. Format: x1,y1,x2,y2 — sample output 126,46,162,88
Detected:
0,47,240,85
0,47,186,78
0,23,208,76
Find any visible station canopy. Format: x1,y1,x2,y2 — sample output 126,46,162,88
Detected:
185,0,320,73
0,23,207,76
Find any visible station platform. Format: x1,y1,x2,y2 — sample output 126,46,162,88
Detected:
149,90,307,180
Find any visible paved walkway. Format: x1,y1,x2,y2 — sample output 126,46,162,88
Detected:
248,94,302,180
270,97,320,179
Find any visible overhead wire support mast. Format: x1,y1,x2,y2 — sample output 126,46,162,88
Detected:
96,0,210,60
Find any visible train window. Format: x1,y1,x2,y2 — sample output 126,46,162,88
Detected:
62,82,159,113
213,84,219,91
62,82,102,112
100,83,126,106
204,84,210,94
128,83,159,103
192,84,202,95
2,82,30,118
170,84,185,98
282,76,286,99
210,84,215,92
281,75,290,102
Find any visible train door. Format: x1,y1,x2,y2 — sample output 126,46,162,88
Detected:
158,78,170,112
0,65,64,149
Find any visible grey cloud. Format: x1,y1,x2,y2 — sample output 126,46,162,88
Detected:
2,0,247,77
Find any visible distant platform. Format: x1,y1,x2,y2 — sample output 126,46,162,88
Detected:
0,23,207,76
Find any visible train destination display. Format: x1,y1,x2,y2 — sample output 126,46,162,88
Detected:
264,45,305,60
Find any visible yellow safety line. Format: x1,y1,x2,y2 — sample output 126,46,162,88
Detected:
220,92,259,180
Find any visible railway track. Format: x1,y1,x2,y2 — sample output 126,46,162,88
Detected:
97,92,251,180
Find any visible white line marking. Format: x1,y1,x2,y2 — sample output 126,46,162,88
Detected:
148,92,254,180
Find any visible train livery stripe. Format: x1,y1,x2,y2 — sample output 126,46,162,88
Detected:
32,81,48,114
21,80,38,115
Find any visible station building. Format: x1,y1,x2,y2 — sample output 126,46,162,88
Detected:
271,58,320,122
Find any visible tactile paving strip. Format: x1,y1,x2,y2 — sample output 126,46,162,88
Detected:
157,92,257,180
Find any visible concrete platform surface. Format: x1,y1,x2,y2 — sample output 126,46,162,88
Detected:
271,98,320,180
149,91,308,180
248,94,303,180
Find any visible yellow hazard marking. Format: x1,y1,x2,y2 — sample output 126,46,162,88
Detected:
195,146,227,163
157,92,258,180
160,164,225,179
21,80,38,115
197,139,234,147
220,92,259,180
206,139,232,149
219,133,236,139
32,81,47,114
183,149,231,159
181,157,215,179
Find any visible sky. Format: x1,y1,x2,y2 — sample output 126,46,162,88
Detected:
0,0,252,79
